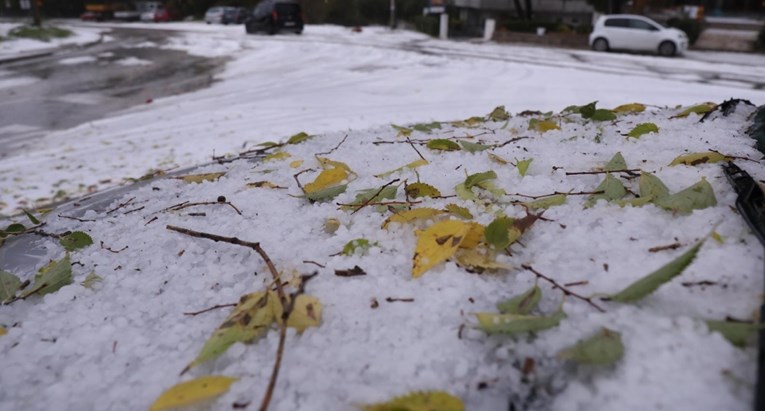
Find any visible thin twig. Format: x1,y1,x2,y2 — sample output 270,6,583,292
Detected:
302,260,326,268
57,214,95,222
565,169,641,176
161,201,190,213
521,264,605,313
165,201,242,216
316,134,348,156
123,206,145,215
349,179,400,215
509,190,604,200
106,197,135,215
100,241,128,254
144,216,158,226
337,200,421,208
183,302,237,316
292,169,315,194
385,297,415,303
648,242,682,253
166,224,290,411
492,136,530,149
406,136,427,161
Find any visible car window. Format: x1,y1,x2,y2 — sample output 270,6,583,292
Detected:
604,18,629,28
254,2,269,15
275,3,300,15
628,19,659,31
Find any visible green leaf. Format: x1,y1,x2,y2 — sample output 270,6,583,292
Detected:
374,159,428,178
668,151,729,166
488,105,511,121
671,103,717,119
22,209,40,225
444,204,473,219
464,171,497,189
604,152,627,171
579,101,597,118
342,238,373,256
609,241,704,303
706,320,765,347
476,181,505,198
305,184,348,202
639,172,670,201
612,103,646,114
412,122,441,133
523,194,567,210
475,309,565,335
362,390,464,411
454,183,476,201
496,285,541,314
59,231,93,252
426,139,461,151
459,140,491,153
20,255,73,299
558,327,624,365
405,182,441,199
654,179,717,213
256,141,279,148
81,272,103,289
626,123,659,138
0,270,22,301
286,132,311,145
391,124,413,137
591,109,617,121
516,159,533,177
4,223,25,234
586,174,627,207
184,291,277,373
485,217,513,250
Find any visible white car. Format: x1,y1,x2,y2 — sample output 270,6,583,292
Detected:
204,7,225,24
589,14,688,57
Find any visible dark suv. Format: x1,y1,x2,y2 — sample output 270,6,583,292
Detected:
245,0,303,35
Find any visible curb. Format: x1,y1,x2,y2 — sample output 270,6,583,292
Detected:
0,35,104,65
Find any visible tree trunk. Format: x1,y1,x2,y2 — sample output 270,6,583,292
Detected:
512,0,525,19
31,0,41,26
524,0,533,19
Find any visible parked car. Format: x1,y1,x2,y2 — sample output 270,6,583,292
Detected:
80,11,109,21
589,14,688,57
140,5,176,22
204,6,226,24
245,0,303,35
222,7,247,25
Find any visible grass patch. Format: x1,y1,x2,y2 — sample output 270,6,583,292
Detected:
8,25,72,42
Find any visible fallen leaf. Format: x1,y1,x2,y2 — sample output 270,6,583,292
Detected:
263,151,291,162
305,184,347,202
247,181,286,189
22,209,40,225
455,249,510,273
711,231,724,244
528,118,560,133
444,204,473,219
516,158,533,176
603,152,627,171
459,222,485,249
608,241,704,303
413,122,441,132
639,172,670,201
0,270,21,301
335,266,367,277
464,171,497,189
59,231,93,252
612,103,646,114
591,109,617,121
316,157,354,173
391,124,413,137
523,194,567,210
282,295,322,333
20,255,73,299
706,319,765,347
304,168,349,194
405,183,441,199
671,102,717,119
0,326,6,336
382,208,444,229
175,172,226,184
427,139,461,151
668,151,729,166
324,218,341,234
287,132,311,144
342,238,374,256
488,152,509,165
496,285,541,315
484,217,513,250
374,159,428,178
475,309,565,335
149,376,238,411
412,220,470,278
488,105,511,121
654,178,717,213
459,140,491,153
362,390,464,411
80,272,103,289
289,160,304,168
558,328,624,365
586,174,627,207
626,123,659,139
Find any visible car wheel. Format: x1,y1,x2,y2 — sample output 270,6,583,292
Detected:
658,41,676,57
591,38,609,52
295,29,303,35
245,24,254,34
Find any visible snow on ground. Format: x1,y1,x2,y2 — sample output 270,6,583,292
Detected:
2,24,765,215
0,102,762,411
0,21,765,411
0,23,105,59
114,56,152,66
58,55,98,65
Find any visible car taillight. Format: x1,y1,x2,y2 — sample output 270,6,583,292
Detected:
272,10,278,20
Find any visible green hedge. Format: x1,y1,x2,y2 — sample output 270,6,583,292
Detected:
667,18,703,46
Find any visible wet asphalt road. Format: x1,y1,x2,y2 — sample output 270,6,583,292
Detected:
0,27,227,157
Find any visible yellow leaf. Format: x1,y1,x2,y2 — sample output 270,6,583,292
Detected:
246,181,286,189
488,152,509,165
289,160,304,168
405,182,441,199
454,249,510,273
304,168,349,194
529,119,559,133
0,326,6,336
412,220,471,278
460,222,484,249
671,102,717,119
264,151,291,162
324,218,341,234
374,159,428,178
176,172,225,184
612,103,646,114
382,208,444,229
316,157,354,174
711,231,725,244
149,376,238,411
284,295,322,333
668,151,729,166
362,390,464,411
